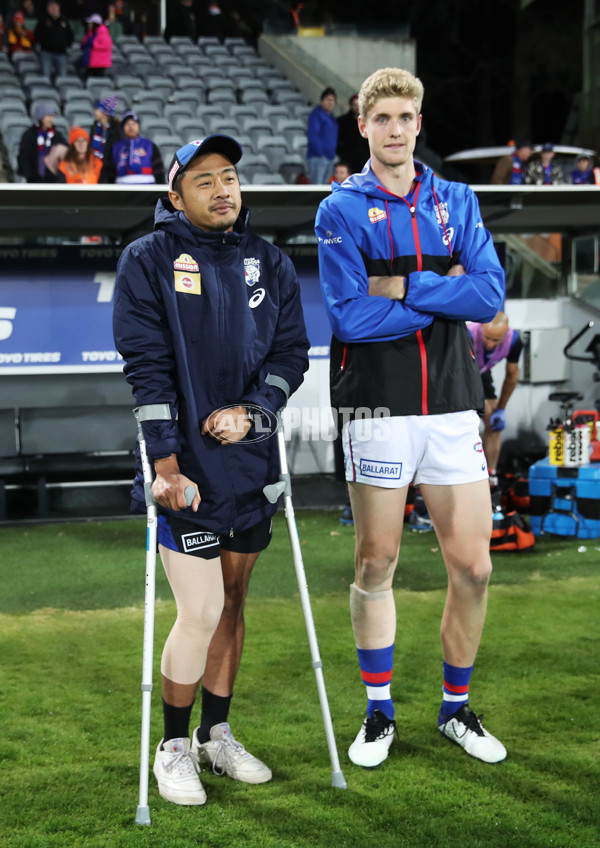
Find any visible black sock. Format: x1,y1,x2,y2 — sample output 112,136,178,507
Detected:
162,698,195,744
196,686,232,743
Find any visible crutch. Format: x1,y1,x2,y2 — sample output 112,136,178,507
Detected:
133,406,195,826
264,409,347,790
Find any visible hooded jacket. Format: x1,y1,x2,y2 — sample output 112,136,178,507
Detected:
113,199,310,534
315,162,504,419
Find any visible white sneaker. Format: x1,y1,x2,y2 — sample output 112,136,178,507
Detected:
348,710,396,768
438,705,507,763
192,723,272,784
153,737,207,805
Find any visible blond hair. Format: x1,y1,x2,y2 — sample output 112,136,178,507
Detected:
358,68,424,120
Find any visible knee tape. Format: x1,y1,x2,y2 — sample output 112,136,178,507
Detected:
350,582,396,651
159,546,225,685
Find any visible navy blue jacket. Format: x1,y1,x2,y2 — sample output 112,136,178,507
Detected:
113,199,310,534
316,162,505,418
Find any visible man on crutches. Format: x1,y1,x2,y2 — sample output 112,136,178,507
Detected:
113,135,310,809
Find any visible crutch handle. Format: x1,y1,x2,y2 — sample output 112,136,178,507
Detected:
263,480,286,503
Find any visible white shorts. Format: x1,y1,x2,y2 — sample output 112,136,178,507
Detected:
342,410,488,488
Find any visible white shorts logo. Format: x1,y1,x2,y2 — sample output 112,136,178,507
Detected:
248,288,265,309
359,459,402,479
181,531,218,553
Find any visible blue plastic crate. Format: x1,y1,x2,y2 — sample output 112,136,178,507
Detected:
528,458,600,539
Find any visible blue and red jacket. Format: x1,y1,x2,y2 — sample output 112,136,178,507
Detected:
315,162,505,418
110,136,163,184
113,199,310,534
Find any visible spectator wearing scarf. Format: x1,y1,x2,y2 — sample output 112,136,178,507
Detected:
99,111,164,184
7,11,35,55
17,102,68,183
89,94,123,161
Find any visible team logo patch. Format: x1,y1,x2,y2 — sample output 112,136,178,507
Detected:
434,201,449,226
244,257,261,286
474,441,484,453
368,207,387,224
181,530,218,554
174,253,199,272
359,459,402,479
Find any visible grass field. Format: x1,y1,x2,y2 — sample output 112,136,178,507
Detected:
1,511,599,848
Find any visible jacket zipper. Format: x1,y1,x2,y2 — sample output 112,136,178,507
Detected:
215,250,238,534
398,183,428,415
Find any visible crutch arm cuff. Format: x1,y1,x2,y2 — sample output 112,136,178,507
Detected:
134,404,174,423
265,373,291,400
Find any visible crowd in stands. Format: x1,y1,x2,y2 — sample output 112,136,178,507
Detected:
0,3,597,188
0,1,317,186
491,139,599,186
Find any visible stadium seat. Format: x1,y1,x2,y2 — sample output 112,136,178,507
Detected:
0,98,29,117
234,133,253,153
275,117,307,144
226,104,256,121
64,108,92,127
28,84,59,103
203,74,235,91
55,78,84,101
242,117,273,144
143,117,173,136
261,104,292,123
159,143,181,168
208,118,240,136
133,89,169,106
271,89,304,107
174,117,204,137
236,77,267,94
53,115,69,136
278,155,306,184
254,133,288,170
239,89,270,106
228,44,256,58
134,103,164,121
196,104,228,121
289,133,308,155
164,101,202,124
238,152,269,179
251,172,286,185
152,132,184,150
113,74,144,91
197,36,220,49
204,44,229,57
207,88,237,105
292,104,312,122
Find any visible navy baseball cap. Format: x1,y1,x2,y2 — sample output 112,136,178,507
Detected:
168,135,243,191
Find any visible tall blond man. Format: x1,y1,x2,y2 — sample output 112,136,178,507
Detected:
316,68,507,768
